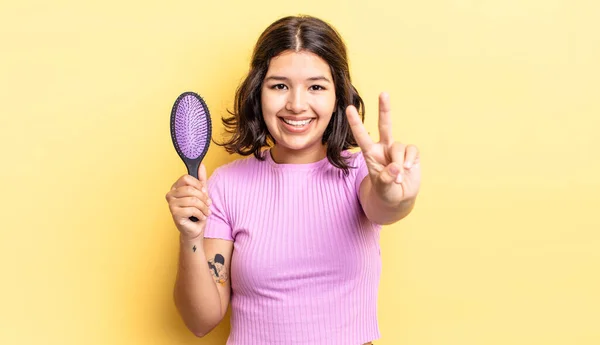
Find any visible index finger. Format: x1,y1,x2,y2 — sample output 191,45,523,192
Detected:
345,105,373,151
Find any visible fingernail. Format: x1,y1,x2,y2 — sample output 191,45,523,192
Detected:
404,162,412,169
201,187,207,193
389,165,399,175
396,174,403,183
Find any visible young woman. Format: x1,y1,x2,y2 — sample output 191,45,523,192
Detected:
165,15,421,345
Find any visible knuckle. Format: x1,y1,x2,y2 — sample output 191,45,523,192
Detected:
181,176,193,186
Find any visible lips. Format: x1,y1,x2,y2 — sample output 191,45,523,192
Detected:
278,117,315,133
282,118,313,126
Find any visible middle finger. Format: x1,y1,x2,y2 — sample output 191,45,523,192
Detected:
171,185,209,201
378,92,394,144
174,196,211,217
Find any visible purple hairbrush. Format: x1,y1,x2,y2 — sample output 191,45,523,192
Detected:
170,91,212,222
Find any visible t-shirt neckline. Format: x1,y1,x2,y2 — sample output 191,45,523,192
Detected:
263,148,331,171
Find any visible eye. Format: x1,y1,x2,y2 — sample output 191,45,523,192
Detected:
270,84,287,90
309,85,326,91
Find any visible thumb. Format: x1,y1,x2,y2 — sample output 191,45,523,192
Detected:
378,163,402,185
198,163,208,183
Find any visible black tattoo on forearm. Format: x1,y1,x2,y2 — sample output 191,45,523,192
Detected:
207,254,228,286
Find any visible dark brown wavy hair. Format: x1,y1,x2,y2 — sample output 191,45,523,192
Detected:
215,15,365,174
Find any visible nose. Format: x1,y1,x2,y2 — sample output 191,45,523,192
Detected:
285,89,308,114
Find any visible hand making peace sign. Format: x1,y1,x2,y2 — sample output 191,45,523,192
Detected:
346,92,422,206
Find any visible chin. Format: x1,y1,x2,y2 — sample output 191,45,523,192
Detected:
275,138,324,152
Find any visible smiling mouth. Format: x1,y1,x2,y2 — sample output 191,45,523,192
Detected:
280,118,314,127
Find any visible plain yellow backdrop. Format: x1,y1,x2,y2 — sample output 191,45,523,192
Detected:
1,0,599,344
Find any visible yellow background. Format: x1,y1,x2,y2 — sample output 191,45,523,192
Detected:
1,0,599,344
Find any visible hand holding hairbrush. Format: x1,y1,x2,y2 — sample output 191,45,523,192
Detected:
167,91,212,224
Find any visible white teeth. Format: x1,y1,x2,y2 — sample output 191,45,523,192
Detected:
283,118,312,126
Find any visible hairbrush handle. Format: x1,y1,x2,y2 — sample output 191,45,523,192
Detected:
187,160,201,222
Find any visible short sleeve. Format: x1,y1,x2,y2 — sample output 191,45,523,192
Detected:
353,151,369,194
203,170,234,241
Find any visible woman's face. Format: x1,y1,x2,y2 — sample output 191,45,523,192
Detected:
261,50,336,163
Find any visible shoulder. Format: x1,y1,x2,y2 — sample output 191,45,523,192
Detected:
208,152,265,183
340,149,367,175
344,149,365,166
205,153,267,214
340,150,369,193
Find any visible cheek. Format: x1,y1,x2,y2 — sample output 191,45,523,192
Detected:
261,90,285,117
313,95,336,118
260,92,280,135
260,89,270,115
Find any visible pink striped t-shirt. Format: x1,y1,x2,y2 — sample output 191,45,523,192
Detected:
204,149,382,345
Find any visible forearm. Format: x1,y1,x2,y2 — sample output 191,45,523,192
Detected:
173,235,222,337
361,179,416,225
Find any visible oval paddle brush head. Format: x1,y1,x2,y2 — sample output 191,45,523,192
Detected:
170,91,212,222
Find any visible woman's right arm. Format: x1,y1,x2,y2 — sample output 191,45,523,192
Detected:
166,165,233,337
174,235,233,337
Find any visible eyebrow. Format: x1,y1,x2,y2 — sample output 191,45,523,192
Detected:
264,75,332,83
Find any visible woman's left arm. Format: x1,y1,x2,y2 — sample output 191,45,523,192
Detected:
358,176,417,225
346,92,422,225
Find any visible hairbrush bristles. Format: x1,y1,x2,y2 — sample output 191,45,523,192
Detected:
173,94,210,160
170,92,212,172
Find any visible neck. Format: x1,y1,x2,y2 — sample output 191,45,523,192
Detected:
270,144,327,164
